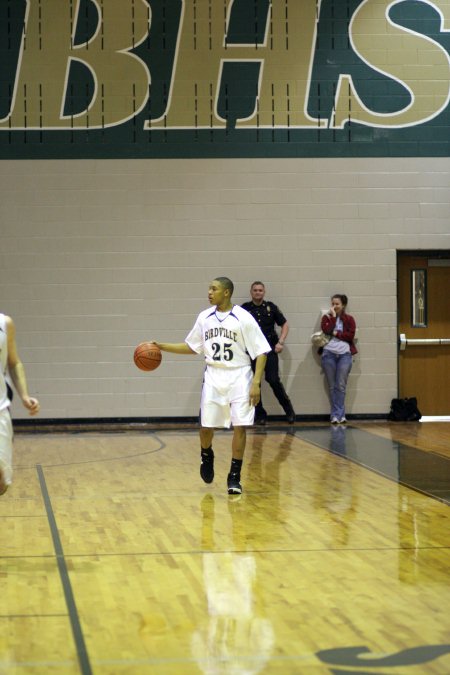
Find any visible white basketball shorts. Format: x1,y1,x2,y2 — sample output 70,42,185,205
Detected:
0,409,13,486
200,365,255,428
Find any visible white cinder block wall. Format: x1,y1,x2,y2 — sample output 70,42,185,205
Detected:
1,157,449,420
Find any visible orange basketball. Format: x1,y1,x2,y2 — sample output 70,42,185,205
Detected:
134,342,162,371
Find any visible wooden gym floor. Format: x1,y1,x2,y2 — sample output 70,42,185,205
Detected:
1,421,449,674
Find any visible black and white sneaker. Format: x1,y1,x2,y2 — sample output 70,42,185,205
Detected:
200,450,214,484
227,472,242,495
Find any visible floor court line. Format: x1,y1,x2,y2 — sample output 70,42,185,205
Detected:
36,464,92,675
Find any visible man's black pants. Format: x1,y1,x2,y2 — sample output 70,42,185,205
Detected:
252,349,293,419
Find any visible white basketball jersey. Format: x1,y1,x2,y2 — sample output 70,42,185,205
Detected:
0,314,10,411
186,305,270,368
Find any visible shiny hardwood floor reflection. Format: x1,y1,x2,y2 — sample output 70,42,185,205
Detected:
1,422,449,674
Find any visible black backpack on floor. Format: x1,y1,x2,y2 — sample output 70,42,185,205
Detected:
388,397,422,422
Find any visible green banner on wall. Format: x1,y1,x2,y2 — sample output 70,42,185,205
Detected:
1,0,449,158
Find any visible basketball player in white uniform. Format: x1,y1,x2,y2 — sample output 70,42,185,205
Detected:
0,314,40,494
153,277,270,495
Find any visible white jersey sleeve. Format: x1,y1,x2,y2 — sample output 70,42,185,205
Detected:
236,306,271,360
185,313,205,355
185,306,270,368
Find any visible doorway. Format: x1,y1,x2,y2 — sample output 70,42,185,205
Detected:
397,251,450,415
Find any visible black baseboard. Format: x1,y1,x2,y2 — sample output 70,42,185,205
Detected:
12,413,388,433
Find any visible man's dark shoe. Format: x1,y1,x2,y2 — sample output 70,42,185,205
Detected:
283,400,296,424
200,449,214,484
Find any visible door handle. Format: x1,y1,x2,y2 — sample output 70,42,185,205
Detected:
399,333,450,351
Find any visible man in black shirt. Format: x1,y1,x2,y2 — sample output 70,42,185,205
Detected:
242,282,296,424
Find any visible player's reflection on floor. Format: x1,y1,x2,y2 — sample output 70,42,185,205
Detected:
192,494,275,674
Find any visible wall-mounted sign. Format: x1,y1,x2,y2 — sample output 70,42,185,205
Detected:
1,0,449,158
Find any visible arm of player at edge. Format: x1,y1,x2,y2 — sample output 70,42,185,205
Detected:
6,316,40,415
250,353,267,406
151,341,195,355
